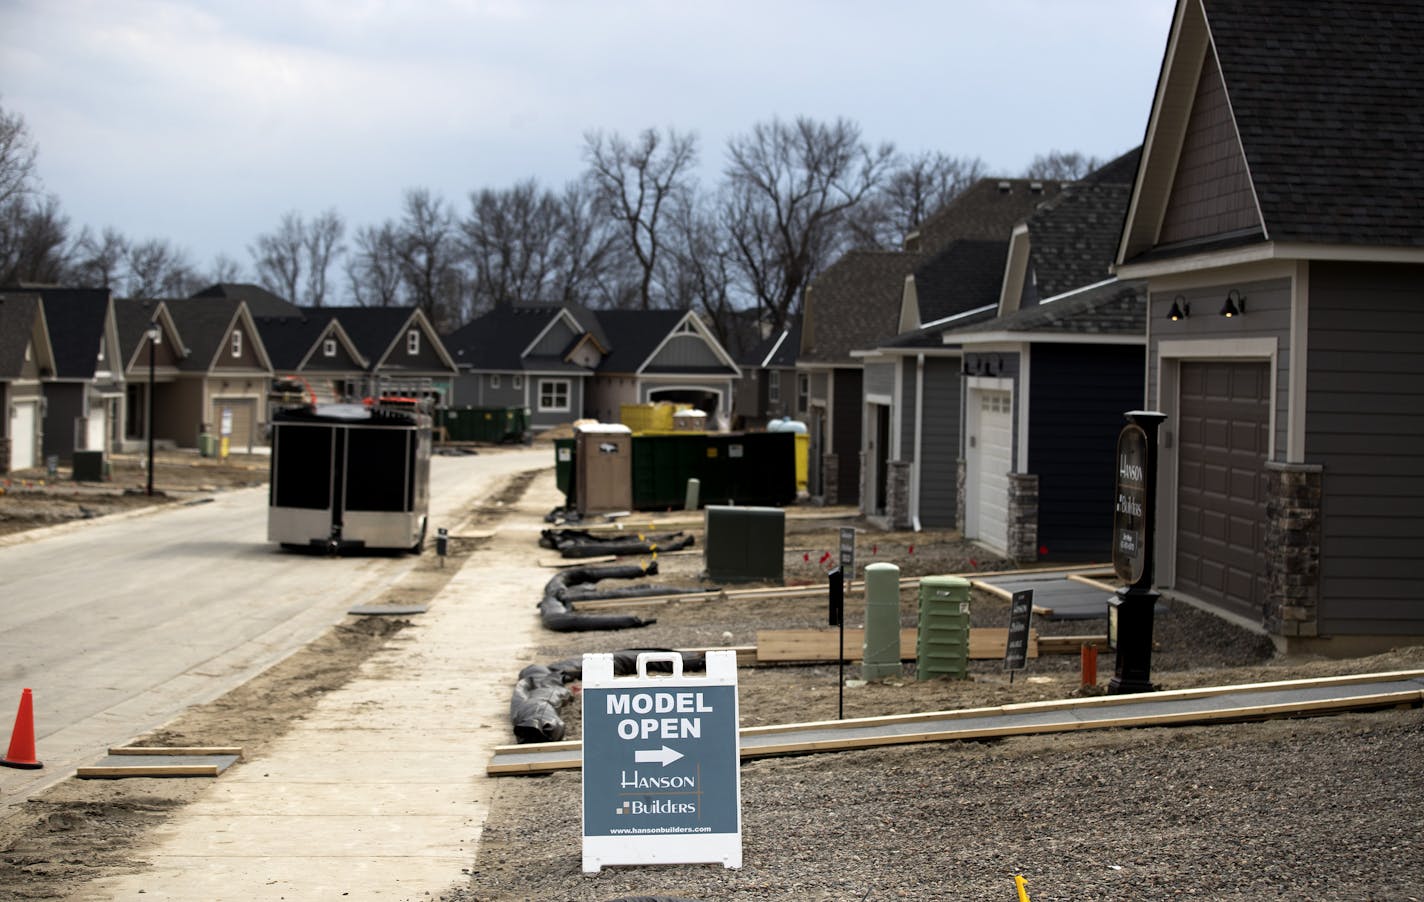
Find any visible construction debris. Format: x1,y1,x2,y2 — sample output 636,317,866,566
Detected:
539,527,696,559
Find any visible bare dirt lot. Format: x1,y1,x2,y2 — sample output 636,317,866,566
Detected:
3,459,1422,901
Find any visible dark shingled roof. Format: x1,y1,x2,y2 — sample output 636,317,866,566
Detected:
192,283,303,318
443,304,571,372
801,250,921,364
0,293,43,379
593,309,726,374
947,279,1147,339
1023,185,1134,300
913,240,1009,324
1204,0,1424,246
322,306,419,364
257,311,341,371
32,288,111,379
114,298,168,364
744,319,801,369
164,298,244,371
914,177,1065,253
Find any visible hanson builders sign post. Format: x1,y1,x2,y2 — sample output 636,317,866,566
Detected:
1110,410,1166,694
581,650,742,872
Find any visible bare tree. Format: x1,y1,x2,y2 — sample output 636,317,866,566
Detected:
721,116,895,333
1023,150,1102,181
849,150,986,248
395,188,465,328
552,178,630,309
666,196,736,345
346,222,404,307
251,212,304,303
0,99,38,208
69,226,130,288
207,252,246,285
0,194,70,286
124,238,197,298
302,209,344,307
461,179,563,310
584,128,698,309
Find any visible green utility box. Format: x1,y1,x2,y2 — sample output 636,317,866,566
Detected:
703,505,785,583
72,450,105,482
553,438,576,506
198,433,216,458
916,575,972,680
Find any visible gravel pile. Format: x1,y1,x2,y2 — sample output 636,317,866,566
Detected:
447,529,1424,901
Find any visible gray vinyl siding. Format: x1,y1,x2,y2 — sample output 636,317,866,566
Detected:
864,362,895,398
41,383,85,461
1306,262,1424,635
899,362,916,462
649,334,723,368
810,371,829,402
1148,276,1292,458
530,320,578,356
919,357,961,527
831,368,863,505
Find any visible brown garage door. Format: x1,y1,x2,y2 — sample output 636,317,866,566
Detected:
212,398,258,453
1174,360,1269,622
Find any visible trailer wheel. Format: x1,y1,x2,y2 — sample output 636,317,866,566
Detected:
410,516,428,554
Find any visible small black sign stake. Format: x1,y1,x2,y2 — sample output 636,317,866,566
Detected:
1109,410,1167,694
1004,589,1034,684
828,567,845,719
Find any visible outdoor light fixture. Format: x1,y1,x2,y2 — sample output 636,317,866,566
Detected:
1220,289,1247,318
1167,295,1190,321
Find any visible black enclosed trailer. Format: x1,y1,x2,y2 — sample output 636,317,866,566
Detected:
268,402,432,553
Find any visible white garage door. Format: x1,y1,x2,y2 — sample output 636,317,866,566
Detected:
969,389,1012,553
85,401,108,454
11,400,38,470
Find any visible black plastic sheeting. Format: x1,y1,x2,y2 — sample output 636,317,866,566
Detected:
540,528,696,559
510,649,709,743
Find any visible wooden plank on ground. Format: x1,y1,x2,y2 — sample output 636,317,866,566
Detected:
1036,635,1110,654
109,746,244,757
755,627,1037,662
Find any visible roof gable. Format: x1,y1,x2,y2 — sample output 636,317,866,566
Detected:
1120,0,1424,264
0,294,55,380
33,288,114,379
800,250,923,364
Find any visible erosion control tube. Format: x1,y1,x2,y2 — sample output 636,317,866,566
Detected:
539,528,696,559
538,562,661,632
510,650,708,744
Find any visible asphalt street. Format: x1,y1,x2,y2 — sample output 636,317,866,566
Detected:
0,448,548,814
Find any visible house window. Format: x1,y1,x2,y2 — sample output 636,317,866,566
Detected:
539,379,570,412
513,375,524,390
323,339,337,357
490,374,501,389
768,370,781,403
406,329,420,355
797,373,809,412
232,330,243,358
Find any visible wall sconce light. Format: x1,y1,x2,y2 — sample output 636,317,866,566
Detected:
1220,289,1246,318
1167,295,1190,321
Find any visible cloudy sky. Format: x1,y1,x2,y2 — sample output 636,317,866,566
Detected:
1,0,1175,272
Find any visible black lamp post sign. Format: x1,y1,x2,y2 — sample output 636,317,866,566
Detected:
1109,410,1166,694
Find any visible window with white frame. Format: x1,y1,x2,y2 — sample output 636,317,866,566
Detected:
232,329,243,358
490,373,501,389
768,370,781,403
323,338,337,357
538,379,570,412
797,373,809,411
513,375,523,390
406,329,420,355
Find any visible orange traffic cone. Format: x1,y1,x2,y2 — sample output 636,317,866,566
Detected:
1,688,42,769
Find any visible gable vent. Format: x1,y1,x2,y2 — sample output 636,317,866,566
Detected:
997,181,1012,193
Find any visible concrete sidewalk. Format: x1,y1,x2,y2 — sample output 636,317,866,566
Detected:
78,470,564,901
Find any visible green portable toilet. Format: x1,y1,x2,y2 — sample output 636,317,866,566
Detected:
916,575,971,680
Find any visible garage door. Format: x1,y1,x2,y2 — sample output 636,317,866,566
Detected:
10,400,38,470
212,398,258,453
970,389,1012,552
1175,360,1269,621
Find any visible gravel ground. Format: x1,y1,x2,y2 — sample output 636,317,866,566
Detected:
444,520,1424,901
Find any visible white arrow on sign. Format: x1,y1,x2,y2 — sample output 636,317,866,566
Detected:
634,745,684,767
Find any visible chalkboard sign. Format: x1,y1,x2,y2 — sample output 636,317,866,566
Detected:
1004,590,1033,671
1113,422,1149,585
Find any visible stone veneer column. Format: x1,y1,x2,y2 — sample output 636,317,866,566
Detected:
822,453,839,505
955,458,966,532
1264,462,1323,638
1006,473,1039,564
887,460,912,530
